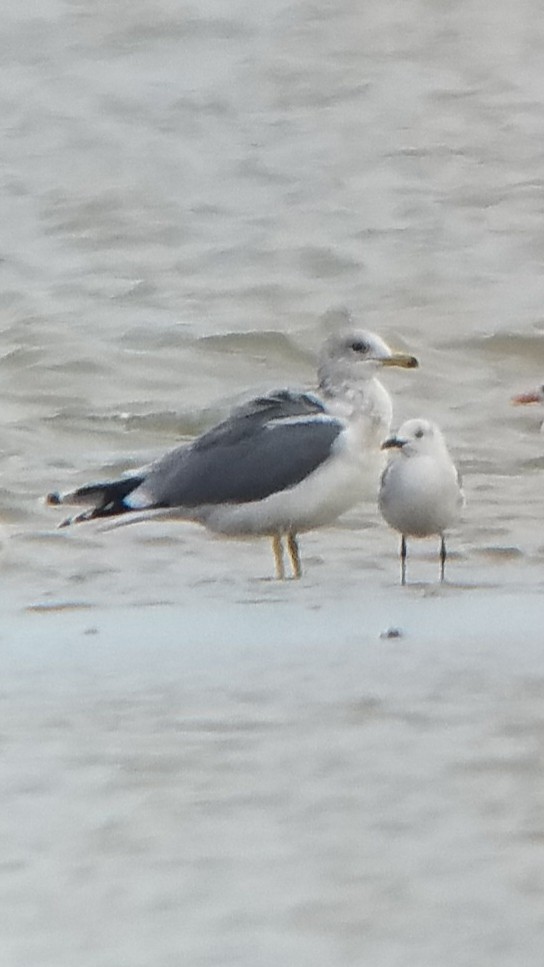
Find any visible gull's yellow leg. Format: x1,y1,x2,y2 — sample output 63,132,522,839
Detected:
286,532,302,579
272,533,285,580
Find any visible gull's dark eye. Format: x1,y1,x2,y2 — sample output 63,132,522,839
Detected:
350,340,369,354
414,427,424,439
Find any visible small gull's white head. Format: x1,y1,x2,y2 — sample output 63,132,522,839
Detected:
381,418,449,458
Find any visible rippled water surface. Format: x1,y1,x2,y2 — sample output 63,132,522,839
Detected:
2,1,544,964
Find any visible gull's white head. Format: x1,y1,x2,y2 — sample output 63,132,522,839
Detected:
318,329,418,393
381,418,447,458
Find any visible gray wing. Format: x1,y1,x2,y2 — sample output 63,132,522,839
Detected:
127,391,343,509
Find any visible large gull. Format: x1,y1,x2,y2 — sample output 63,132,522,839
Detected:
47,329,418,578
379,418,463,585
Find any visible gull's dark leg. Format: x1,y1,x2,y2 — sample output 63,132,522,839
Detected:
286,532,302,579
440,535,446,582
401,535,407,586
272,533,285,580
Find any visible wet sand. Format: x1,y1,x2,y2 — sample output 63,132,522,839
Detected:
3,538,544,965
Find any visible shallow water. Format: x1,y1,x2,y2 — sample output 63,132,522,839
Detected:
2,1,544,964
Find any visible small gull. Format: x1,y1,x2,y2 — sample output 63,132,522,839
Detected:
379,418,463,585
47,329,418,578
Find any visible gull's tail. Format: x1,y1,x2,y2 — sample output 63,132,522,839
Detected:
46,474,147,527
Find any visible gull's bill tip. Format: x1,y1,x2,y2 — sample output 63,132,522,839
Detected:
381,435,404,450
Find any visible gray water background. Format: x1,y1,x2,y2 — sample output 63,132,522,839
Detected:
2,1,544,964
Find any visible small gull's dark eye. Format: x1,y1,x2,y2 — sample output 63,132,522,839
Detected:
414,427,424,439
350,340,368,354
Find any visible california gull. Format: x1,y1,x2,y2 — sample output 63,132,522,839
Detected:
47,330,418,578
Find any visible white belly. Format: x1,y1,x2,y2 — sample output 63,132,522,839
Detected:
380,457,461,537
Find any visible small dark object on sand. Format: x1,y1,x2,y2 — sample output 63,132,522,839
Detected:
380,626,404,640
